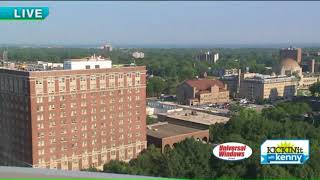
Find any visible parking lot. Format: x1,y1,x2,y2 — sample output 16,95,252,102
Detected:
195,100,273,113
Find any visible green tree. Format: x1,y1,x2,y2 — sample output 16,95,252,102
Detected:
146,116,158,125
129,145,168,177
146,80,154,97
103,160,131,174
257,166,292,179
147,76,166,97
309,82,320,96
81,166,100,172
178,66,196,82
165,138,211,179
100,102,320,178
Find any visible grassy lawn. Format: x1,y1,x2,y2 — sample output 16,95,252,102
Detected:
297,89,312,96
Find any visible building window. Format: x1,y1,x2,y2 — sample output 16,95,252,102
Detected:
47,78,55,93
136,72,140,77
71,119,77,124
37,123,44,129
35,79,44,94
36,79,43,85
81,101,87,107
37,140,45,147
60,96,65,101
48,96,55,102
119,134,124,140
71,110,76,116
36,97,43,103
60,103,66,109
49,113,55,120
50,138,56,144
50,147,56,153
49,120,56,127
37,114,44,121
37,106,43,112
71,102,76,108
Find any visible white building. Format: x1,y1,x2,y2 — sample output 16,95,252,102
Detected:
213,53,219,63
2,50,8,61
147,99,183,115
132,52,145,59
37,61,63,70
101,44,112,52
64,55,112,70
195,51,219,64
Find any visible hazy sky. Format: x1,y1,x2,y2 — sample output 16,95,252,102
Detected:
0,1,320,46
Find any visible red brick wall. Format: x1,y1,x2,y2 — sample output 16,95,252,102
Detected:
0,66,147,170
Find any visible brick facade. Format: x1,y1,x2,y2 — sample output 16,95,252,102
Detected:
147,122,209,152
176,79,229,105
0,66,147,170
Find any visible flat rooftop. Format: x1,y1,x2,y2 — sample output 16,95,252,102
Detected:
0,65,145,77
66,58,110,62
159,110,229,126
147,122,207,139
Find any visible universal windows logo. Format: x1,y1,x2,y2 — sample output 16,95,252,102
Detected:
0,7,49,20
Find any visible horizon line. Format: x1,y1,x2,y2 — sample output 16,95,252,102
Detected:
1,42,320,49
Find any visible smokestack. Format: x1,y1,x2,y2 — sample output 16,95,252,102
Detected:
237,69,241,95
297,48,302,64
311,59,315,73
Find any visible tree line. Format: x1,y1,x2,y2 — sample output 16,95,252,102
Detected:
2,47,281,97
84,102,320,178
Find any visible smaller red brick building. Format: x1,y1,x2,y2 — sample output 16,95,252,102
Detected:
176,79,229,106
147,122,209,152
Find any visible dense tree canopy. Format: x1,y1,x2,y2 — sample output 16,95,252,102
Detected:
146,76,166,97
146,116,158,125
309,82,320,96
101,102,320,179
103,140,212,179
2,47,282,96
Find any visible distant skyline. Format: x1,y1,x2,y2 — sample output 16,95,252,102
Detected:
1,1,320,47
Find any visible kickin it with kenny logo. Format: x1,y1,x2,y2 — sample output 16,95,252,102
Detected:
260,139,309,165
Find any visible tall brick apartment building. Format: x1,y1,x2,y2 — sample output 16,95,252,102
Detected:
0,58,147,170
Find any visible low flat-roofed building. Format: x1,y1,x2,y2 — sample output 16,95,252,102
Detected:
300,74,320,89
221,72,299,101
147,99,183,115
132,52,145,59
158,110,229,129
147,122,209,152
64,55,112,70
239,73,298,101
